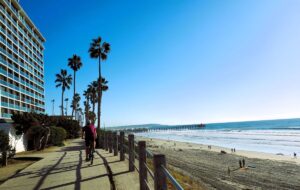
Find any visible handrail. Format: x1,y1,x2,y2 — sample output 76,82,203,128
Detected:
144,162,154,179
161,165,184,190
145,179,153,190
103,131,184,190
134,151,139,158
146,149,153,158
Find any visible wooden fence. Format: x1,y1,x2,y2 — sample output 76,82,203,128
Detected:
101,131,184,190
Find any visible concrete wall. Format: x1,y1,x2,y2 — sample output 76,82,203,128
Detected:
0,123,27,153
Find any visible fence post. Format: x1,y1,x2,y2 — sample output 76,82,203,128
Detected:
104,131,107,150
113,132,118,156
139,141,147,190
101,131,104,149
128,134,135,171
105,131,109,151
120,131,125,161
109,132,113,153
153,154,167,190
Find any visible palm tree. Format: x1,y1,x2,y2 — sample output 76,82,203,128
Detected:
55,69,72,116
89,37,110,128
68,55,83,118
83,88,92,124
83,100,91,125
83,88,92,111
88,81,98,114
64,98,69,116
100,77,109,92
71,93,81,119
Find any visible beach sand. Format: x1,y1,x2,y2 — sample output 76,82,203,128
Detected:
136,136,300,190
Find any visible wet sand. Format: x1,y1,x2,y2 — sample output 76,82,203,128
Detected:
137,137,300,190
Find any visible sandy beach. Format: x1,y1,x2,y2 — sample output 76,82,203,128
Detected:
136,136,300,190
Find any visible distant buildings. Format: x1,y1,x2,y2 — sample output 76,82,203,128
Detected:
0,0,45,119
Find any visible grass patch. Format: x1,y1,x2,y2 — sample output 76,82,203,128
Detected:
0,159,35,185
146,159,205,190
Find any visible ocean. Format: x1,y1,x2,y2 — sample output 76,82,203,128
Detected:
136,118,300,156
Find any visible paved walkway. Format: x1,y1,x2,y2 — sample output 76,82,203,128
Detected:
0,139,139,190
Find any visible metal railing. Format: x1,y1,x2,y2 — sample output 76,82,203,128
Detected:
100,131,184,190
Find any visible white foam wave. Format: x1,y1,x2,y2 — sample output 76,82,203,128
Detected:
137,129,300,156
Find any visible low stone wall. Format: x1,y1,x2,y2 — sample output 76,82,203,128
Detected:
0,123,27,153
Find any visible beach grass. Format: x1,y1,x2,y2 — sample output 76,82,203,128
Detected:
146,159,205,190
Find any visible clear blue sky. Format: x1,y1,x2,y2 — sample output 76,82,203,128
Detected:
21,0,300,126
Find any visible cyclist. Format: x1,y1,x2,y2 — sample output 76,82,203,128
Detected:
82,115,97,161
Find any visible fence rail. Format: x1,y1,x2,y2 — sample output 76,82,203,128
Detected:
100,130,184,190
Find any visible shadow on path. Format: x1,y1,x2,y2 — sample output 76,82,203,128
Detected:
75,150,82,190
33,152,67,190
40,174,108,190
96,151,116,190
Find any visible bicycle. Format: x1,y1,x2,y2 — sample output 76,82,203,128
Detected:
89,143,94,165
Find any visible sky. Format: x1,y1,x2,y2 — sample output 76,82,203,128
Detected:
20,0,300,126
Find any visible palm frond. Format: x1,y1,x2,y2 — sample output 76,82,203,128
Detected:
102,42,110,53
101,53,107,60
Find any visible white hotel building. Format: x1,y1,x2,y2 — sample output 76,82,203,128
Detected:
0,0,45,120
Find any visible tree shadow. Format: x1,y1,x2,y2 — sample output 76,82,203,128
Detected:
75,150,82,190
39,174,108,190
57,145,83,152
33,152,67,190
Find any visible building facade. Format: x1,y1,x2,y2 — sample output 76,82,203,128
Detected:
0,0,45,119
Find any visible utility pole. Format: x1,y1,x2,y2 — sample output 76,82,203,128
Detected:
51,99,55,115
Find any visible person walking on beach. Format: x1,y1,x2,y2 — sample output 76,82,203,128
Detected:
239,160,242,168
294,152,297,158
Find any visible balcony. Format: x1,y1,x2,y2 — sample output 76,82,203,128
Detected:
1,113,12,118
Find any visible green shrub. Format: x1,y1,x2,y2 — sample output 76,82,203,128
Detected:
57,119,80,139
0,130,9,153
49,127,66,146
11,113,81,140
0,130,10,166
27,126,48,150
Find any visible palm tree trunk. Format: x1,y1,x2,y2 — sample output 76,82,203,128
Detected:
72,71,76,118
86,97,90,125
98,57,101,129
92,96,95,113
62,89,64,116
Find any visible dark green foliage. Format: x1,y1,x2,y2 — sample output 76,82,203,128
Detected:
27,125,48,150
11,112,81,140
57,118,80,139
0,130,10,166
0,130,9,152
49,127,67,146
11,113,39,135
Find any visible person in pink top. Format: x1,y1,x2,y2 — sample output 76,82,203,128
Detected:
82,115,97,161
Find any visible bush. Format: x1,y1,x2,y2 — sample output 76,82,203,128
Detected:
11,113,81,140
57,119,80,139
0,130,10,166
0,130,9,153
49,127,66,146
27,126,48,150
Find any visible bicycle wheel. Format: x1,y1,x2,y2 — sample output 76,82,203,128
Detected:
90,148,94,165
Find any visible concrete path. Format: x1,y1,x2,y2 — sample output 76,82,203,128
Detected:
0,139,140,190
